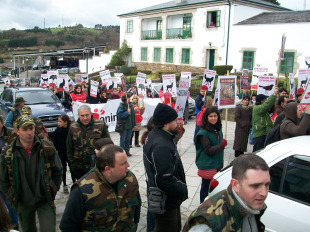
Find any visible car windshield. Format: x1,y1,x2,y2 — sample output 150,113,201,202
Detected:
16,90,60,104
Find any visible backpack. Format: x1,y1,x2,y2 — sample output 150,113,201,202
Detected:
264,119,290,147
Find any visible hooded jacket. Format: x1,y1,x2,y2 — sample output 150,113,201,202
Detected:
280,102,310,140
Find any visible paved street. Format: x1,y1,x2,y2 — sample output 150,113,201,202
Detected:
54,117,253,231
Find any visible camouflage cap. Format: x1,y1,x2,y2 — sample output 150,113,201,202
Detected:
14,97,26,106
21,106,32,115
15,115,35,129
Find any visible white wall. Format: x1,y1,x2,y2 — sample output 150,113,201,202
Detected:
233,4,269,24
167,15,183,28
79,51,116,74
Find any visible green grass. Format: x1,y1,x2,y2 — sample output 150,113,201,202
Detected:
50,28,64,34
80,28,102,34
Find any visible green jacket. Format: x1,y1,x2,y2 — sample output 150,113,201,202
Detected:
195,129,223,170
117,102,136,130
77,168,140,232
252,95,276,138
183,185,266,232
67,118,110,172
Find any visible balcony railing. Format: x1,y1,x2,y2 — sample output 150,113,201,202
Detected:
141,30,162,40
167,27,192,39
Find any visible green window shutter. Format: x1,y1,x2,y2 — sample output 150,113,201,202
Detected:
127,20,133,33
141,47,147,61
242,51,254,70
216,10,221,27
182,48,190,64
154,48,161,62
166,48,173,63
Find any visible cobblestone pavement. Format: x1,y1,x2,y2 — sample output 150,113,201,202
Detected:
54,118,253,231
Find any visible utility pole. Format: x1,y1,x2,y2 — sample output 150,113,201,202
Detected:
44,18,45,29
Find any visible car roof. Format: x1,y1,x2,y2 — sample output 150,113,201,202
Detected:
7,87,47,92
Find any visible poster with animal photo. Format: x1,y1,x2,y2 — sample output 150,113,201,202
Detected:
202,69,216,92
240,77,250,91
242,69,249,77
213,87,219,107
47,71,58,87
57,75,69,91
289,73,295,100
305,57,310,68
81,74,88,84
67,77,75,88
40,74,49,87
299,78,310,111
3,77,10,87
100,70,111,86
107,77,118,93
137,72,146,80
181,72,191,87
146,79,152,90
257,76,276,96
298,69,310,90
114,73,123,85
136,77,146,98
175,78,190,119
162,74,177,95
251,68,269,90
90,80,99,98
75,74,82,84
218,76,237,109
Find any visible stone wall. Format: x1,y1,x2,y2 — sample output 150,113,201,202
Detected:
132,62,205,73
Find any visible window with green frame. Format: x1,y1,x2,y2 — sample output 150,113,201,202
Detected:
207,11,221,27
183,16,192,30
141,47,147,61
280,52,294,74
127,20,133,33
156,20,162,31
154,48,161,62
166,48,173,63
181,48,190,64
242,51,254,70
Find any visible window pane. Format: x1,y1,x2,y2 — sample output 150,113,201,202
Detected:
141,48,147,61
269,158,286,192
166,48,173,63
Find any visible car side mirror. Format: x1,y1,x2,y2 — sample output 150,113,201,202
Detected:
4,102,12,107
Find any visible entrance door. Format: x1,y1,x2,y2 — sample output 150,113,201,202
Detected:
127,49,132,67
206,49,215,70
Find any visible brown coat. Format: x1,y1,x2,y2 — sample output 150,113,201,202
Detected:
233,105,252,152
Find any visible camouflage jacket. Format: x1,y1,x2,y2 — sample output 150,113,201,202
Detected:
75,168,141,232
0,126,14,150
67,118,110,172
34,118,50,140
0,136,62,209
183,185,266,232
9,108,22,128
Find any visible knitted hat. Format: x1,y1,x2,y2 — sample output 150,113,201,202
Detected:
15,115,35,129
256,94,268,104
153,103,178,125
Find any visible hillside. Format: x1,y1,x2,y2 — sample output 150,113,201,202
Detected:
0,25,120,62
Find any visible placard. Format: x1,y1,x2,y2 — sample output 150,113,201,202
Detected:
240,77,250,91
289,73,295,100
136,77,146,98
202,69,216,92
3,77,10,87
75,74,82,84
146,79,152,90
100,70,111,86
114,73,123,85
181,72,191,87
162,74,177,95
218,76,237,109
298,69,310,90
257,76,276,96
57,74,69,91
107,77,117,93
40,74,49,87
81,74,88,84
137,72,146,80
252,67,269,90
90,80,99,98
175,78,190,118
47,71,58,87
242,69,249,77
299,78,310,111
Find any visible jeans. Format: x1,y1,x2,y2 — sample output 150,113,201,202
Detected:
200,178,211,203
120,128,132,152
253,135,266,152
154,207,181,232
147,210,155,232
249,127,253,143
0,191,18,226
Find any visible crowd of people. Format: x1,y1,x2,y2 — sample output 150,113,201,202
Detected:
0,77,309,232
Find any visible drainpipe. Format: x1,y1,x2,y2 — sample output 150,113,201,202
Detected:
225,0,231,65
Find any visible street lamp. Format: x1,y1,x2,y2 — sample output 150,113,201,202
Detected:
83,47,91,74
25,58,29,78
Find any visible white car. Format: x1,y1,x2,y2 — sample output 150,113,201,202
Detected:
207,136,310,232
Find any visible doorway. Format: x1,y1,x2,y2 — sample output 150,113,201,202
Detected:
127,49,132,67
206,49,215,70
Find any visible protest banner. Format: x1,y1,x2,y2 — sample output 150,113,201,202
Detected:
40,74,49,87
81,74,88,84
3,77,10,87
298,77,310,111
75,74,82,84
90,80,99,98
298,69,310,90
47,71,58,87
289,73,295,100
175,78,190,119
114,73,123,85
146,79,152,90
181,72,191,87
162,74,177,95
137,72,146,80
67,77,75,88
202,69,216,92
136,77,146,98
73,98,161,132
240,77,250,91
257,76,276,96
100,70,111,86
107,77,118,93
242,69,249,77
252,67,269,90
57,74,69,91
218,76,237,109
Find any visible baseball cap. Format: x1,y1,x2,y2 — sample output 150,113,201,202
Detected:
15,115,35,129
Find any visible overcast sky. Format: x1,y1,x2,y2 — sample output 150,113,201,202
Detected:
0,0,309,30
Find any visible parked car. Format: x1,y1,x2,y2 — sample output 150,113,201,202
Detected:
0,87,74,139
207,136,310,232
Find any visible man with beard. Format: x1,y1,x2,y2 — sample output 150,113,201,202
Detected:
143,103,188,232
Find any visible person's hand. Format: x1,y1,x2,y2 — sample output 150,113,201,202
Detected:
221,139,227,148
305,105,310,114
128,107,131,114
202,97,206,101
274,86,279,96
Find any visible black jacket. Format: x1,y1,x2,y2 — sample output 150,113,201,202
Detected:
143,128,188,210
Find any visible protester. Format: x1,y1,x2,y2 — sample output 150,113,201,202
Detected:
194,88,207,140
275,96,288,115
183,153,270,232
233,96,253,157
98,91,109,103
0,115,62,232
251,93,257,105
67,104,110,181
146,88,153,98
195,99,213,130
5,97,25,128
117,85,124,97
280,103,310,140
86,83,100,104
60,145,141,231
70,84,86,103
130,95,145,148
90,138,114,169
296,88,304,103
110,88,121,100
143,103,188,232
252,86,278,152
53,115,73,194
129,85,138,95
117,93,135,157
55,90,72,110
278,87,288,97
237,89,250,101
195,106,226,203
183,91,191,124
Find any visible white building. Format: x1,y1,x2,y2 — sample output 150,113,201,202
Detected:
118,0,310,76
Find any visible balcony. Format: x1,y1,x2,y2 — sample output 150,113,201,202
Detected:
141,30,162,40
166,27,192,39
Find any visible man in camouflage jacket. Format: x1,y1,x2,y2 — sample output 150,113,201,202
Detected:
60,144,141,231
0,115,63,232
183,154,270,232
67,104,110,181
5,96,25,128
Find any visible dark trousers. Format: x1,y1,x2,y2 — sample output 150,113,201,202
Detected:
147,210,155,232
154,207,181,232
234,150,244,157
253,135,266,152
193,125,200,142
130,130,140,146
73,168,87,181
60,157,74,186
200,178,211,203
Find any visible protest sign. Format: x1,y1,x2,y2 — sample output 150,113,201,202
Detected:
298,78,310,111
175,78,190,119
57,74,69,91
242,69,249,77
100,70,111,86
252,67,269,90
240,77,250,91
3,77,10,87
298,69,310,90
136,77,146,98
81,74,88,84
146,79,152,90
257,76,276,96
75,74,82,84
90,80,99,98
47,71,58,87
114,73,123,85
289,73,295,100
40,74,49,87
213,87,219,107
107,77,118,93
218,76,237,109
162,74,177,95
137,72,146,80
67,77,75,88
120,74,127,92
181,72,191,87
202,69,216,92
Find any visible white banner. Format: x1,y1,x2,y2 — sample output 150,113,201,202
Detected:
90,80,99,98
181,72,191,87
100,70,111,86
72,98,161,132
298,69,310,90
175,78,190,118
203,69,216,92
218,76,237,109
162,74,177,95
114,73,123,85
289,73,295,100
257,76,276,96
252,67,269,90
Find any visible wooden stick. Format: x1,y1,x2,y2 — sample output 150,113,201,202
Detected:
225,70,230,140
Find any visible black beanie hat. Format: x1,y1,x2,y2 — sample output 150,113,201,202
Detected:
256,94,268,104
153,103,178,125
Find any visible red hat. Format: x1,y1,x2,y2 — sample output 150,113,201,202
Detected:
297,88,304,95
201,85,208,91
164,92,172,98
